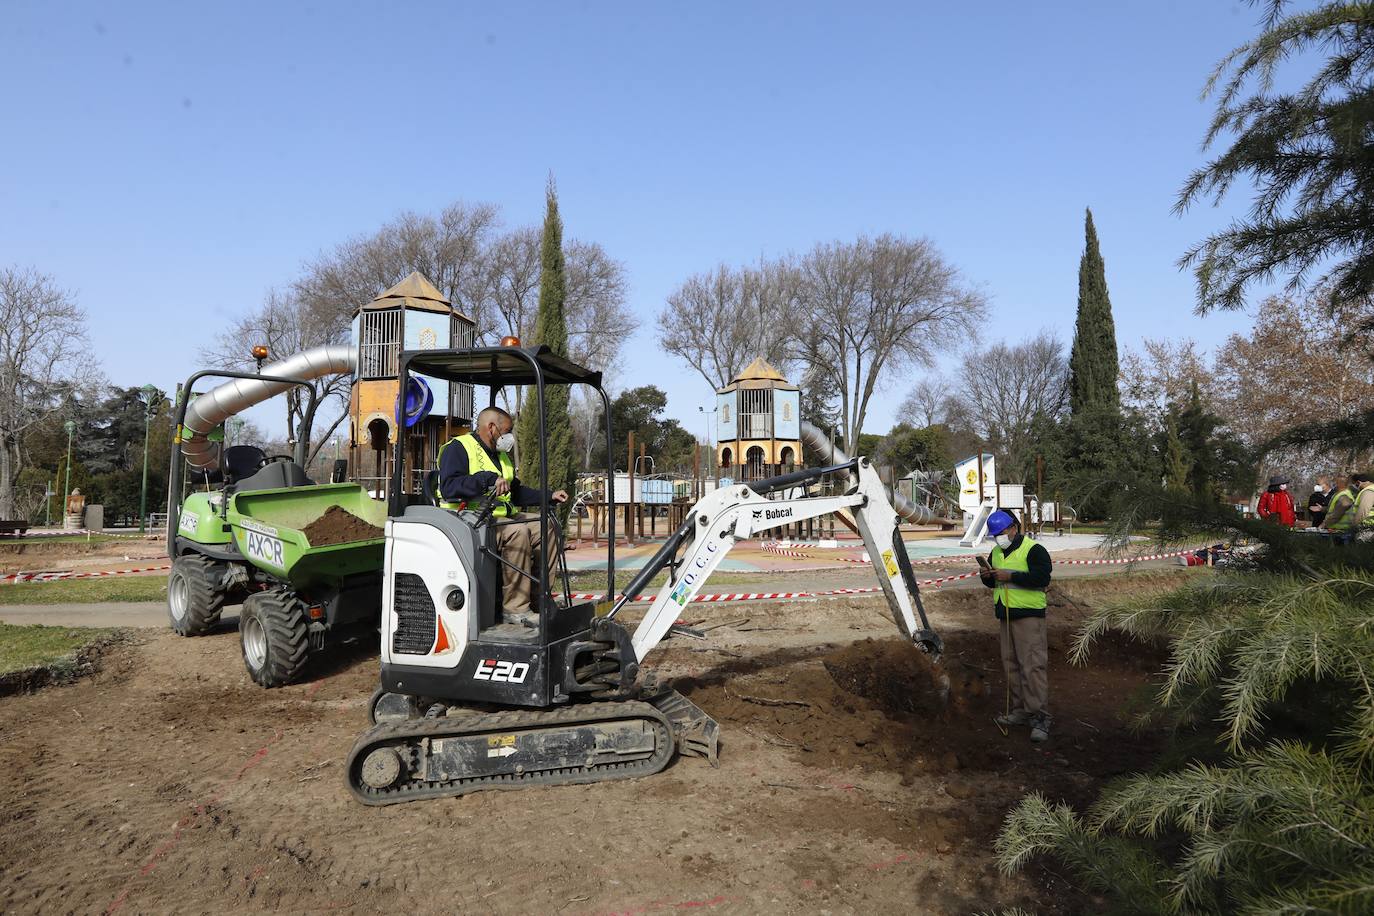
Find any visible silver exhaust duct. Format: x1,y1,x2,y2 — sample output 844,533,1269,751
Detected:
799,420,954,526
182,344,357,469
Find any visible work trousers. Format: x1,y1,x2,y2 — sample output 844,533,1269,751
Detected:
1000,614,1049,718
495,512,553,613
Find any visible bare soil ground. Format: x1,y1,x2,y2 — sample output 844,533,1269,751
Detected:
0,570,1194,915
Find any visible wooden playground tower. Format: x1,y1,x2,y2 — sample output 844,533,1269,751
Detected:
346,272,476,494
715,356,803,482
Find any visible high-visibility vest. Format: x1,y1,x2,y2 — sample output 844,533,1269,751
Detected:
1357,485,1374,529
991,536,1048,611
1326,487,1358,531
436,434,515,517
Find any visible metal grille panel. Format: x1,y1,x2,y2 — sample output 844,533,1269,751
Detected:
360,309,401,379
392,572,437,655
738,388,773,439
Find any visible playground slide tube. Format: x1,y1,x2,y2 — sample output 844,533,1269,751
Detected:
182,344,357,469
799,420,954,526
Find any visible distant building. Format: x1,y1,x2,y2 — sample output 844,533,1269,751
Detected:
715,357,802,481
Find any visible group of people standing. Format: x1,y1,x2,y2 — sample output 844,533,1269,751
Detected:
1259,473,1374,539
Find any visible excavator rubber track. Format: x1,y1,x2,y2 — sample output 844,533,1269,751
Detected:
346,700,680,806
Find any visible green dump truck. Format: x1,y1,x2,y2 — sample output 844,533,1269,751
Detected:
167,368,385,687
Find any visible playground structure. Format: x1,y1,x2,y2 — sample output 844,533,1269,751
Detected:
951,453,1067,547
714,357,803,481
347,272,477,495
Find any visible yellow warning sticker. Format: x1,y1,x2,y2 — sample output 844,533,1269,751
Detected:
486,734,516,748
881,549,899,578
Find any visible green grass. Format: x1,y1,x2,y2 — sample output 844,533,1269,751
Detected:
0,575,167,605
0,621,116,675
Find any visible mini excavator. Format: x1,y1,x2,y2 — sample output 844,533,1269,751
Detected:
346,344,943,805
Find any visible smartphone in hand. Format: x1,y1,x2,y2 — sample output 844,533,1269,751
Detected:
975,555,991,570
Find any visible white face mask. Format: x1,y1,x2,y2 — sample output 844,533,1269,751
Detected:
1279,484,1288,491
495,431,516,453
994,534,1013,550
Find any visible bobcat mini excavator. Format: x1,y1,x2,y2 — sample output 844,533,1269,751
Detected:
346,344,944,805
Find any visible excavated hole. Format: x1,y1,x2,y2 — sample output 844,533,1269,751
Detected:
675,630,1165,784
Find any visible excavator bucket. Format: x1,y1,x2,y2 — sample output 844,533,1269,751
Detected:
647,686,721,765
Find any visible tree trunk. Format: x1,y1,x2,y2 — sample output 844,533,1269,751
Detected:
0,436,13,519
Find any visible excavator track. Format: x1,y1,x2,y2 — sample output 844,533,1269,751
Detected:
346,700,679,806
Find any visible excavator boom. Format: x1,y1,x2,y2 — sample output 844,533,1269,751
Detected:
613,458,943,664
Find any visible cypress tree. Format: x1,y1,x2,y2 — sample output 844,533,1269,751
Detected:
1068,209,1120,415
514,178,576,516
1162,414,1190,494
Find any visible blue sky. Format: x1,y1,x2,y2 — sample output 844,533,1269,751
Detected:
2,1,1266,438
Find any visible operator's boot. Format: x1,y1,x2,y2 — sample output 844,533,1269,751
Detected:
995,708,1032,728
1029,713,1052,743
505,610,538,629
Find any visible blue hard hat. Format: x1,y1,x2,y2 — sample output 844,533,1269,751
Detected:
986,510,1016,536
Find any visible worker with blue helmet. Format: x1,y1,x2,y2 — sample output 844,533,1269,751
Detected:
979,509,1053,742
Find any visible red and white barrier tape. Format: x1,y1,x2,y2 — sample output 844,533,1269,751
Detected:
1,529,160,539
1056,548,1202,566
767,541,1206,568
569,572,981,605
0,563,171,585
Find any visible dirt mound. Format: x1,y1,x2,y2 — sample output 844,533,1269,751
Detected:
676,630,1164,787
301,506,382,546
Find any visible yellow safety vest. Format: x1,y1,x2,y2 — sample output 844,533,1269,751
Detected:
1357,485,1374,529
991,536,1048,612
1326,487,1358,531
436,434,515,517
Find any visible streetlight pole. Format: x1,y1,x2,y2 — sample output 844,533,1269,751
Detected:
138,385,159,534
62,420,75,529
698,405,718,482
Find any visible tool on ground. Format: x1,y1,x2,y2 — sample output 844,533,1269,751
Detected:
345,344,945,805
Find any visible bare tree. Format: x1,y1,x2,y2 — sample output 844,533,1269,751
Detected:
656,260,798,389
201,289,350,465
958,332,1069,476
1119,337,1215,420
565,239,633,372
294,201,502,336
1213,292,1374,477
485,227,541,344
0,268,93,518
485,230,634,366
899,375,955,428
799,235,986,452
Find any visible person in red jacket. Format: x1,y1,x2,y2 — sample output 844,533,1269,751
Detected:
1257,475,1297,527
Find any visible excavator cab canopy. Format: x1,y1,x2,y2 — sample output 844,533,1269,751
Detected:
391,344,617,603
401,344,603,389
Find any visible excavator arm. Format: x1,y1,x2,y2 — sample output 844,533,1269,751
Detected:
606,458,943,664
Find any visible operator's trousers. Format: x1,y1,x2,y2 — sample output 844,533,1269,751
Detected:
1000,614,1049,718
496,512,555,613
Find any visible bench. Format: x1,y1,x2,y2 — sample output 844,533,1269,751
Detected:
0,520,31,537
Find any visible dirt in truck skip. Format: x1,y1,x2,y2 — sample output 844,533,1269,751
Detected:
0,571,1191,914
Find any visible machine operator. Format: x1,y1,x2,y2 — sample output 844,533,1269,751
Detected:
437,406,567,625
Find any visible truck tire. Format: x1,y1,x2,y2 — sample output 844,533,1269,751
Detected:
167,555,227,636
240,589,309,688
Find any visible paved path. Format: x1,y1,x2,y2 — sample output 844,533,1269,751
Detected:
0,602,240,629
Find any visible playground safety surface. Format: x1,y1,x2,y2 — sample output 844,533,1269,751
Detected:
0,571,1196,914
